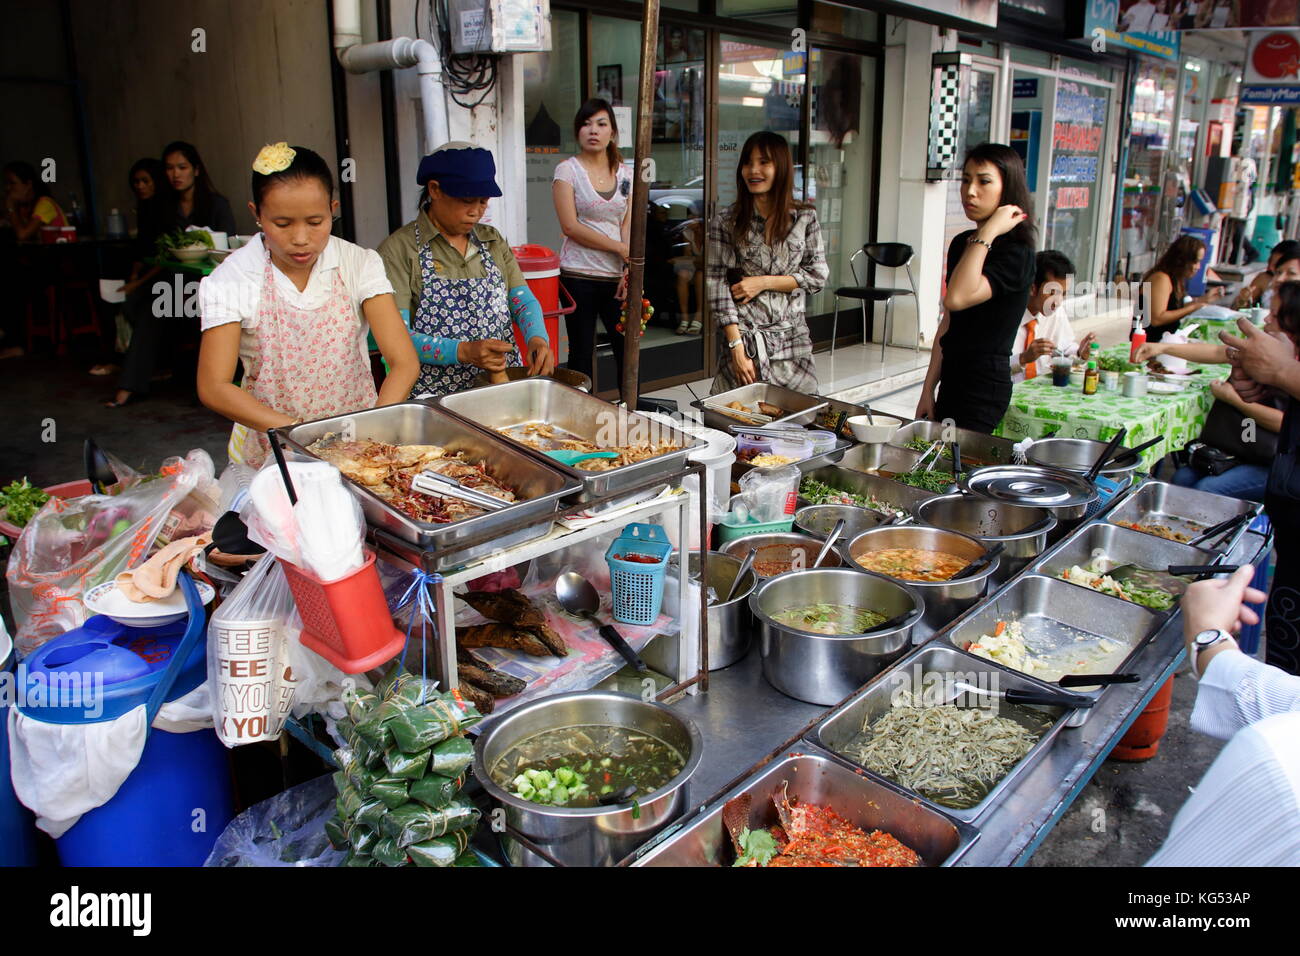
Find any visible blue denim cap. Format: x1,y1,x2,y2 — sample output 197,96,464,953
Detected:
416,146,502,197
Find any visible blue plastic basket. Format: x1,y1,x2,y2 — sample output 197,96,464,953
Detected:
1085,474,1129,520
604,523,672,626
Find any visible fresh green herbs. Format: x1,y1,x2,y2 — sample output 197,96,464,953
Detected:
892,470,963,493
772,603,887,635
0,479,50,528
800,477,904,517
155,228,214,257
733,827,779,867
1097,354,1139,374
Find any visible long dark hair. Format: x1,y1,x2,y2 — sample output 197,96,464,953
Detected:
161,140,224,224
1146,235,1205,304
963,142,1036,246
250,145,334,210
573,98,622,175
3,161,50,200
1272,281,1300,351
128,157,168,241
730,131,805,248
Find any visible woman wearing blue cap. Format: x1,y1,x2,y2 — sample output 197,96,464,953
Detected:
379,142,553,396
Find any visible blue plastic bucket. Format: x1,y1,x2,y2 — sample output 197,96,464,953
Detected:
17,576,234,866
0,628,40,866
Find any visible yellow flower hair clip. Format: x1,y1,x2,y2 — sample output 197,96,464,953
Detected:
252,143,296,175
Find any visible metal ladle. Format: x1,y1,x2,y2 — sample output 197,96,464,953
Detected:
725,547,758,603
555,571,647,672
812,518,846,568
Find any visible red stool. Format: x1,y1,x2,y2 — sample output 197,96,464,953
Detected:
24,280,101,355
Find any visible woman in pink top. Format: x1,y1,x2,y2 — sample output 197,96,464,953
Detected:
552,98,632,393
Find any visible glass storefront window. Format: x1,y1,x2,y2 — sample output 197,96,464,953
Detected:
1046,78,1110,282
1121,61,1179,276
718,0,798,29
716,35,804,210
1177,58,1206,178
521,8,582,254
1012,48,1053,68
810,1,877,42
805,47,876,325
1058,56,1111,83
943,68,997,254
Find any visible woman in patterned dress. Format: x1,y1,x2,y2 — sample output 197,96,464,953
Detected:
197,144,418,467
707,131,828,395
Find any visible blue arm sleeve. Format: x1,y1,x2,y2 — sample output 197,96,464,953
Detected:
508,285,547,344
399,307,462,366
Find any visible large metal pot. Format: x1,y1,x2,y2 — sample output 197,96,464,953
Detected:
472,366,592,392
844,525,999,631
473,692,703,867
719,532,843,578
750,568,921,705
666,551,758,671
1026,437,1140,480
794,503,888,540
915,494,1055,583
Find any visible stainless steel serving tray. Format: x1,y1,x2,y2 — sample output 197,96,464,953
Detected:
629,747,978,866
436,378,703,500
1029,522,1221,618
798,464,938,519
282,403,581,568
888,421,1018,468
1106,481,1260,554
806,642,1074,823
694,382,873,434
941,573,1162,724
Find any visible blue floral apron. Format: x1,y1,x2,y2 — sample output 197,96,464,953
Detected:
412,221,519,396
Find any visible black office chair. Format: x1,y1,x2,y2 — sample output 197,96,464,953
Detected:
830,242,919,361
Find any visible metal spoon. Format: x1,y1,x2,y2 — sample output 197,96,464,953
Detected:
555,571,647,672
725,547,758,603
597,784,638,806
813,518,846,568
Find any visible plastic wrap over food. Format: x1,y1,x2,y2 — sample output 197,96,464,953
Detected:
204,774,346,867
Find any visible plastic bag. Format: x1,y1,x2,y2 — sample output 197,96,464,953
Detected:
204,774,346,867
6,450,214,657
244,461,366,581
207,556,298,747
738,464,800,522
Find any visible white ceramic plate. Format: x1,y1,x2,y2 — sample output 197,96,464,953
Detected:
84,579,215,627
1147,380,1185,394
170,246,211,263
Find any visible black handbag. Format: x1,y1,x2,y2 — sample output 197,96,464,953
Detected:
1196,400,1279,466
1185,441,1238,477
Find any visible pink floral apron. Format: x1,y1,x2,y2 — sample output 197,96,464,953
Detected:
228,252,378,466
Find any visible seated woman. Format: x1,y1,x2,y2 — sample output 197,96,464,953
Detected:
1234,239,1300,310
1,160,67,241
1141,235,1225,341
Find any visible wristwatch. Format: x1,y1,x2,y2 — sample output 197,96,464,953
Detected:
1191,628,1234,678
726,337,745,350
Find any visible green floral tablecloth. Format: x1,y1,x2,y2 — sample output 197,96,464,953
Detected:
1186,314,1248,343
994,345,1229,471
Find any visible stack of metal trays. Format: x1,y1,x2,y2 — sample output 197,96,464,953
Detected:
1029,522,1221,622
282,403,582,570
797,463,938,520
940,573,1164,726
436,378,702,501
1106,480,1261,555
805,643,1076,822
629,747,978,866
694,382,876,435
888,421,1018,468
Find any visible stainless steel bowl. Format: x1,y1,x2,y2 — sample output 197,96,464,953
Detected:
750,568,921,705
472,691,703,867
472,366,592,392
845,525,999,631
794,503,888,540
1026,437,1141,480
667,551,758,671
719,532,844,577
915,494,1055,583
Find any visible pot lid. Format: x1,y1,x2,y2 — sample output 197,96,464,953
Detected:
960,465,1098,510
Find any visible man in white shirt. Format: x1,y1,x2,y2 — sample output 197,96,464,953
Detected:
1009,250,1096,384
1121,0,1159,33
1147,566,1300,866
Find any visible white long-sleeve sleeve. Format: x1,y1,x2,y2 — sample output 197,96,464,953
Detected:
1146,652,1300,866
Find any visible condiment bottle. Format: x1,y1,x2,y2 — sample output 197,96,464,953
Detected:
1083,359,1099,395
1129,315,1146,364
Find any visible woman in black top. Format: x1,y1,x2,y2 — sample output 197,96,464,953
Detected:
1141,235,1223,340
160,140,237,235
917,143,1035,434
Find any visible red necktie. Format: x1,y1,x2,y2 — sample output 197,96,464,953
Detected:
1023,318,1038,379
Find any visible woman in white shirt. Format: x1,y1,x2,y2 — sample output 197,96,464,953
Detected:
197,144,418,467
552,99,632,393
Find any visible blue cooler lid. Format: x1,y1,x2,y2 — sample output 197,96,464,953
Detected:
18,615,207,724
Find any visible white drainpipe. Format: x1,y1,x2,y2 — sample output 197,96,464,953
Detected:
331,0,450,150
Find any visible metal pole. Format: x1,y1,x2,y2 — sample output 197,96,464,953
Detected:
620,0,663,408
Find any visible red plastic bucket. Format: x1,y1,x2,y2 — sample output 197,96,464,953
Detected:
1110,675,1175,762
281,549,406,673
511,244,571,358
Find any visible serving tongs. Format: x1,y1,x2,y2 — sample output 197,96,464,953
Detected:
1084,428,1127,483
1101,435,1164,470
950,542,1005,581
1105,562,1241,584
915,441,945,473
945,680,1095,710
1057,672,1140,688
727,423,813,441
410,470,508,511
701,400,773,424
1189,512,1253,549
